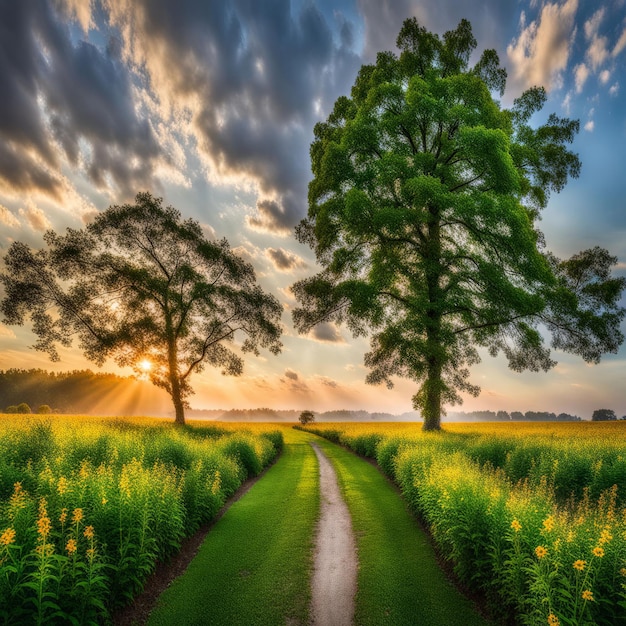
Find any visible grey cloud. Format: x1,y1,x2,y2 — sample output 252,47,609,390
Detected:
265,246,307,272
284,368,299,381
311,322,345,344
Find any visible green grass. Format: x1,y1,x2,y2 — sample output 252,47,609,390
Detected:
148,428,319,626
314,436,490,626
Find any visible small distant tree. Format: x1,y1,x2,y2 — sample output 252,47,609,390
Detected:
4,405,17,414
299,410,315,425
16,403,32,414
591,409,617,421
37,405,52,414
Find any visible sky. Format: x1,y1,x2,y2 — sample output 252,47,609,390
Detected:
0,0,625,418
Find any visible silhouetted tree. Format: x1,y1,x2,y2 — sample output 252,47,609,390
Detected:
1,193,283,425
299,410,315,425
292,18,625,431
591,409,617,421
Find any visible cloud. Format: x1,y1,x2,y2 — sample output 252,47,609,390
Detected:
265,247,307,272
614,26,626,57
0,324,16,339
584,119,595,132
506,0,578,94
97,0,361,233
0,204,20,228
609,82,620,96
310,322,346,344
598,69,611,84
284,369,299,381
574,63,589,93
584,8,608,71
316,375,339,388
19,205,52,231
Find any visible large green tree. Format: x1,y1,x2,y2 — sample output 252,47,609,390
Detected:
1,192,283,424
292,18,625,431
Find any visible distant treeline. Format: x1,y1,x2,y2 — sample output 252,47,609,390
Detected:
448,410,582,422
0,369,169,415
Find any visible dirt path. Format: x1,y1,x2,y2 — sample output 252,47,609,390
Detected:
310,442,358,626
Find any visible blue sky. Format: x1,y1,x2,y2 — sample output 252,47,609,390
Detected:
0,0,624,417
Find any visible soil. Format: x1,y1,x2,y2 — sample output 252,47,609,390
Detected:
309,442,358,626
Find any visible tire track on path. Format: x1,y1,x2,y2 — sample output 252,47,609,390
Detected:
310,442,357,626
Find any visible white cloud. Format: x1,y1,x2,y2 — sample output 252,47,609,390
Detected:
584,119,595,132
584,8,604,40
574,63,589,93
561,90,572,114
609,82,620,96
599,69,611,84
506,0,578,94
584,8,609,70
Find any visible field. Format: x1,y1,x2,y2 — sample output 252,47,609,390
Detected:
1,416,625,625
0,416,282,624
300,421,626,625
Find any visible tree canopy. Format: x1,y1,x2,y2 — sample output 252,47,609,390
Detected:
0,192,283,424
292,18,625,431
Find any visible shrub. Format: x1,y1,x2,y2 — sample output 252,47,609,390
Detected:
16,403,31,414
4,405,17,413
37,404,52,414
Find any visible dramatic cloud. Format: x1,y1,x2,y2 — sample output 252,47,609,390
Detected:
0,1,166,200
506,0,578,94
265,247,307,272
310,322,346,344
97,0,361,233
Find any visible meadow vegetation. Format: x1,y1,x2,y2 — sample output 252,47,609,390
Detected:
300,422,626,625
0,415,282,624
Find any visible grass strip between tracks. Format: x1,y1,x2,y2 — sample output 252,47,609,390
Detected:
314,435,491,626
148,428,319,626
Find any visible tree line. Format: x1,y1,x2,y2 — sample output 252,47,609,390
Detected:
0,369,167,415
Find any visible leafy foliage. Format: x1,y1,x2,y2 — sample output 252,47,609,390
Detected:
0,193,283,424
292,18,625,430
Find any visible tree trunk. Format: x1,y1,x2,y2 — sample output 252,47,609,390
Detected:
422,205,443,432
165,317,185,425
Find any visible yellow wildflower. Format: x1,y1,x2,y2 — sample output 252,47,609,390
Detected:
86,548,95,560
542,516,555,532
37,513,51,538
511,519,522,532
599,529,612,545
592,546,605,558
101,497,108,506
0,528,16,546
547,613,560,626
59,508,68,524
84,525,94,539
57,476,68,495
535,545,548,559
573,560,586,571
65,538,77,555
582,589,594,602
71,508,83,524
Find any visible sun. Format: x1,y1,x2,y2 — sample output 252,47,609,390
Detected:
139,359,152,372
